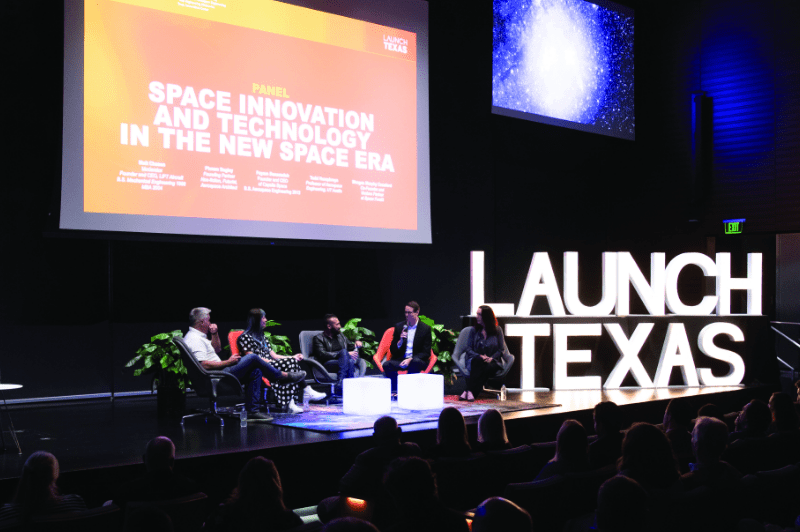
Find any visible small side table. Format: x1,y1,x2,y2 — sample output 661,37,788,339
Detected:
0,384,22,454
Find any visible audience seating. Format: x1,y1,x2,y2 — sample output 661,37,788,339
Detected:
739,463,800,527
433,453,491,512
127,492,209,532
0,504,122,532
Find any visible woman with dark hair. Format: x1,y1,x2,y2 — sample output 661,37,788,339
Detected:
0,452,86,523
429,407,472,459
238,308,321,413
618,423,680,492
460,305,506,402
211,457,302,532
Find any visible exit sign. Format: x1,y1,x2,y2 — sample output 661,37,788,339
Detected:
723,218,745,234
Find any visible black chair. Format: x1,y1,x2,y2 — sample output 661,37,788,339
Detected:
127,492,209,532
452,326,516,393
298,331,367,403
434,453,492,511
174,336,248,426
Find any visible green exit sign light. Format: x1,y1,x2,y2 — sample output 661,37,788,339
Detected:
723,218,745,234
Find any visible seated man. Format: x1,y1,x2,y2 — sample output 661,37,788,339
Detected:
111,436,199,507
184,307,304,422
378,301,432,392
312,314,362,394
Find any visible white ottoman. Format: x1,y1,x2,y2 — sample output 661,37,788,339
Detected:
397,373,444,410
343,377,392,415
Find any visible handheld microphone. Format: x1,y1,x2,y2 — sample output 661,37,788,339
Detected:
397,325,407,349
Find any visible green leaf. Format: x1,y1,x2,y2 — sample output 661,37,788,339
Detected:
419,315,435,327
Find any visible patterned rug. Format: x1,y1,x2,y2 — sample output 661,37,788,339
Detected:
267,395,561,433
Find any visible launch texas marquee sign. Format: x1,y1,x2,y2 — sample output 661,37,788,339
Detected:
470,251,765,391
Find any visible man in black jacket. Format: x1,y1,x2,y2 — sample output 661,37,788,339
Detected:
383,301,432,392
313,314,362,394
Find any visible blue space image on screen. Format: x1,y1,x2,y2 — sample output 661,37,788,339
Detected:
493,0,634,140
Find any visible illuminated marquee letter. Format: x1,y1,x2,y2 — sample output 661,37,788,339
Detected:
716,253,762,316
505,323,551,390
563,252,617,316
616,253,665,316
603,323,655,388
470,251,515,316
696,322,745,385
654,323,700,387
665,253,718,315
517,253,566,317
553,323,602,390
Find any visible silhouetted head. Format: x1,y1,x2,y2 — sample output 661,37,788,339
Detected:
697,403,725,422
473,497,532,532
228,456,285,510
739,399,771,435
384,457,438,506
144,436,175,472
692,416,729,465
664,398,693,431
13,451,60,517
477,409,508,447
555,419,588,463
596,476,648,532
374,416,401,446
619,423,679,489
437,407,469,448
769,392,800,431
594,401,623,436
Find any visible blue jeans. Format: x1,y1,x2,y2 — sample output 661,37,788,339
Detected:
224,353,282,412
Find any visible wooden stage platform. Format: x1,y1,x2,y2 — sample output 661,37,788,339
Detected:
0,385,774,510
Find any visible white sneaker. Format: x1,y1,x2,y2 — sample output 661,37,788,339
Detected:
287,399,304,414
303,387,326,401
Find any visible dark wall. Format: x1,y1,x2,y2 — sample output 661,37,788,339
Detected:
2,0,794,399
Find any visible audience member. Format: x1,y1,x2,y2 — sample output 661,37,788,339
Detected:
595,476,648,532
697,403,725,423
663,398,694,473
681,416,741,491
382,457,469,532
321,517,380,532
618,422,680,492
210,456,302,532
768,392,800,433
472,497,532,532
535,419,591,480
476,409,511,452
589,401,625,469
725,399,774,473
0,451,87,523
112,436,199,507
429,407,472,459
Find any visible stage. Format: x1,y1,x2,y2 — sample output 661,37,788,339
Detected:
0,384,773,510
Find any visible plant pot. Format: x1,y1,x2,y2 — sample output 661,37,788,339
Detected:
156,370,186,419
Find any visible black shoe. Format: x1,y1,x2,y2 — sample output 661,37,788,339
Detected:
247,412,273,423
277,371,306,384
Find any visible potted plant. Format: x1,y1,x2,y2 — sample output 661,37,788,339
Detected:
341,318,379,369
419,315,459,386
125,330,189,419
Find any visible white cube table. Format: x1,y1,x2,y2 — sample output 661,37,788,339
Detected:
343,377,392,415
397,373,444,410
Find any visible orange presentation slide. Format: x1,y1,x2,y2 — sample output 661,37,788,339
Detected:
83,0,418,230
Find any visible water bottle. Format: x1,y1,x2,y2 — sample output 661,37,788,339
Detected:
240,409,247,427
500,385,507,401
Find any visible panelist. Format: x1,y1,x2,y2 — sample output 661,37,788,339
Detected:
459,305,506,402
380,301,432,391
312,314,363,395
184,307,304,421
238,308,325,413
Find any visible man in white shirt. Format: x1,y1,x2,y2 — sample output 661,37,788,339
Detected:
184,307,304,421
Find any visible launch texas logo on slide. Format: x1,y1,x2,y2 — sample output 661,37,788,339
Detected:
471,251,763,391
383,35,409,54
